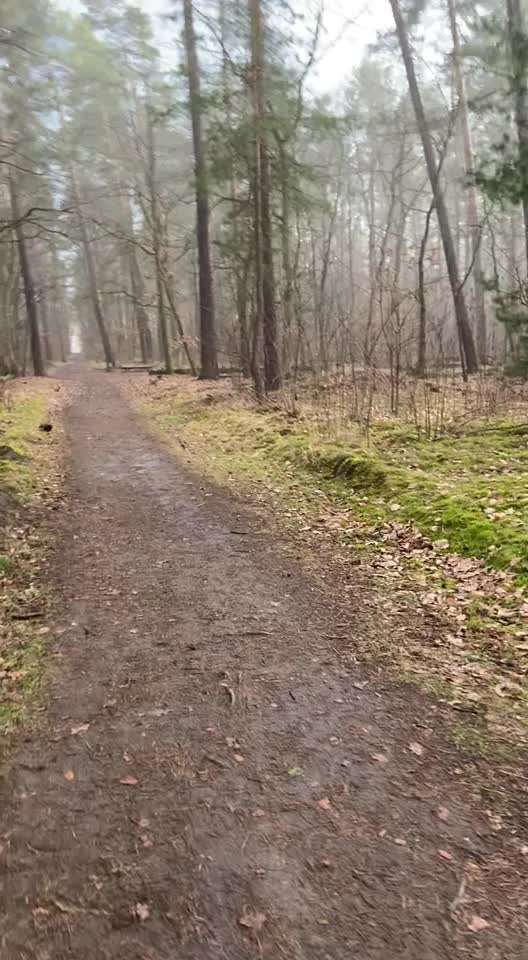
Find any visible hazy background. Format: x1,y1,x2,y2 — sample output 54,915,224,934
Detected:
56,0,390,94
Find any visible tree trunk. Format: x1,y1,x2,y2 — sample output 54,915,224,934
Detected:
236,255,252,377
363,152,378,364
70,163,115,368
183,0,218,379
278,140,294,374
129,246,153,364
8,174,45,377
249,0,281,391
506,0,528,270
116,187,152,364
51,246,68,362
446,0,487,363
39,289,53,364
416,197,435,376
161,269,198,376
146,105,172,374
248,95,263,388
389,0,478,375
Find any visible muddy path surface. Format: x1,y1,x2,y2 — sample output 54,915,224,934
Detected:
1,366,526,959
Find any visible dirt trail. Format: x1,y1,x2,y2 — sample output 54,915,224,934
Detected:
0,366,526,959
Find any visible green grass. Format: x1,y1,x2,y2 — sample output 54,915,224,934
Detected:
0,633,47,736
153,398,528,583
0,389,55,740
0,394,49,499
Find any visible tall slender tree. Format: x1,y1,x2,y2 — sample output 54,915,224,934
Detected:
145,103,172,374
182,0,218,379
249,0,281,391
389,0,479,375
69,159,116,369
8,172,45,376
506,0,528,270
446,0,488,363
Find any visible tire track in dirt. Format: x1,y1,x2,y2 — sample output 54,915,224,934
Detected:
0,366,526,959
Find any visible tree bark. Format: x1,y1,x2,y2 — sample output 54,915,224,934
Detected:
183,0,218,379
8,173,45,377
145,105,172,374
128,244,153,364
389,0,478,375
249,0,281,391
118,188,152,364
236,254,252,377
506,0,528,271
416,197,435,376
446,0,487,363
39,289,53,364
51,246,67,362
161,269,198,376
70,163,115,368
278,140,294,373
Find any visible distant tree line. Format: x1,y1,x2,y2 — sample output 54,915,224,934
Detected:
2,0,528,390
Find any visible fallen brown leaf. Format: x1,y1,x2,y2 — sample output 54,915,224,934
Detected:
438,849,453,861
71,723,90,736
221,683,236,706
134,902,150,922
239,909,267,934
32,906,50,918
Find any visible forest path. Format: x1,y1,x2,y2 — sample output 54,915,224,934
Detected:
0,366,525,959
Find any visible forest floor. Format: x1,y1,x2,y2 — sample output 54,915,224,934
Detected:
1,364,528,959
0,376,68,735
129,373,528,750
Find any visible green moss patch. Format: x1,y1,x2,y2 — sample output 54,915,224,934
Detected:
147,395,528,583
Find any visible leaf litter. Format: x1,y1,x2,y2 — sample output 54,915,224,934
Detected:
71,723,90,736
239,909,267,935
133,902,151,922
467,915,491,933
